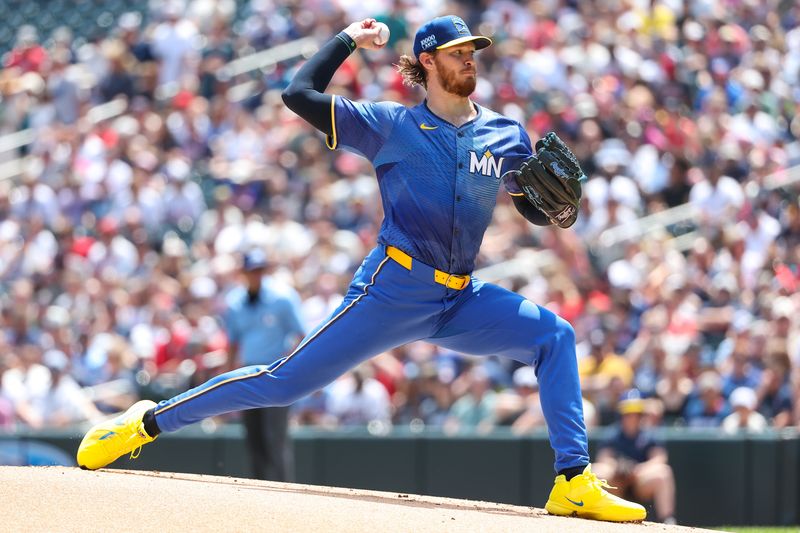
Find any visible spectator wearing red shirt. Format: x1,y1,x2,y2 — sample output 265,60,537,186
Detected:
5,26,48,74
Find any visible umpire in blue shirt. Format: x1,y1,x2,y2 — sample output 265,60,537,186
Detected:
222,249,306,481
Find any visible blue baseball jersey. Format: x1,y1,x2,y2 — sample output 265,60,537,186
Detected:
327,97,532,274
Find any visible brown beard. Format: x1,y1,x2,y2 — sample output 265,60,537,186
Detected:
434,56,476,97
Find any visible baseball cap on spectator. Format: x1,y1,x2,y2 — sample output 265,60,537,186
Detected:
607,259,639,289
594,139,632,170
52,26,73,45
730,387,757,411
749,25,771,43
162,1,184,19
243,249,268,271
118,12,142,31
189,276,217,299
16,25,38,45
43,350,69,372
618,389,645,415
163,234,188,258
173,90,194,110
413,16,492,59
712,273,738,294
574,94,598,119
697,371,723,393
44,305,71,329
731,310,754,333
98,217,119,235
772,296,794,320
512,366,538,390
683,20,704,41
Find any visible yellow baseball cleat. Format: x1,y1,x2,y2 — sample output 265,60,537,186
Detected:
545,465,647,522
77,400,158,470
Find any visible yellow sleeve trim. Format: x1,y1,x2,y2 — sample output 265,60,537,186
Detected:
508,192,524,197
325,95,338,150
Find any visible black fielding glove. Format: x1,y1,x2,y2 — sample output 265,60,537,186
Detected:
514,132,587,228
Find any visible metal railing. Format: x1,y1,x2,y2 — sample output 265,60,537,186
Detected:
596,163,800,254
217,37,318,81
474,249,556,282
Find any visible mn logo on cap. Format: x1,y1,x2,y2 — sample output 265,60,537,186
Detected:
452,17,469,35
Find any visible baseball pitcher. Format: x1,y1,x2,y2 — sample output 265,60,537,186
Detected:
77,16,645,522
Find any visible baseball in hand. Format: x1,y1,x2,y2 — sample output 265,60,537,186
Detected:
373,22,390,46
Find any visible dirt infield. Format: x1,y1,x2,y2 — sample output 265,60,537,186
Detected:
0,466,714,532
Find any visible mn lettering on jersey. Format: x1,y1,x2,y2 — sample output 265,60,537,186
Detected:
469,148,505,179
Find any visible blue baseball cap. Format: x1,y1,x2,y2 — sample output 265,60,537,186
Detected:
413,16,492,59
243,249,268,271
618,389,646,415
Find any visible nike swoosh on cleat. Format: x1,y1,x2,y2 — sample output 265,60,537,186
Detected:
98,431,116,440
420,123,438,130
565,497,584,507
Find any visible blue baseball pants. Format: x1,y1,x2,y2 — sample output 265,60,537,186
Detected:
153,244,589,471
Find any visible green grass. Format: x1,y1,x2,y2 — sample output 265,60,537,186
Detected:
713,526,800,533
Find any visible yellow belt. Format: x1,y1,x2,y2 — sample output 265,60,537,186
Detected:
386,246,471,291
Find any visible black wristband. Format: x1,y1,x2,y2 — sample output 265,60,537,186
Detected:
335,31,357,54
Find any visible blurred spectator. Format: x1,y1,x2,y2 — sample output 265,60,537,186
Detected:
593,390,676,524
326,364,391,428
445,366,497,434
689,165,745,224
722,387,768,434
501,366,542,432
222,248,305,481
720,351,761,399
34,350,103,427
5,26,47,73
46,49,81,125
150,1,199,93
655,356,693,425
290,389,333,428
1,347,100,428
0,357,16,430
117,12,154,63
392,361,451,428
683,371,730,428
580,330,634,424
97,41,137,103
757,360,793,429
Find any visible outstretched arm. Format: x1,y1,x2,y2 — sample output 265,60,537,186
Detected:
281,19,386,134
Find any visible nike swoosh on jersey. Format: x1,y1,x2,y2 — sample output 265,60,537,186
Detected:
419,123,438,130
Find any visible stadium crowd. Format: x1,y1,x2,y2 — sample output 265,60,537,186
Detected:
0,0,798,437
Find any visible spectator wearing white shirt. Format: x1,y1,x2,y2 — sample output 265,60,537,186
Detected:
722,387,768,435
326,365,391,428
150,1,199,91
33,350,103,427
689,165,744,223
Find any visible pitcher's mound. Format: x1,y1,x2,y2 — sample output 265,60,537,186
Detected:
1,466,709,532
